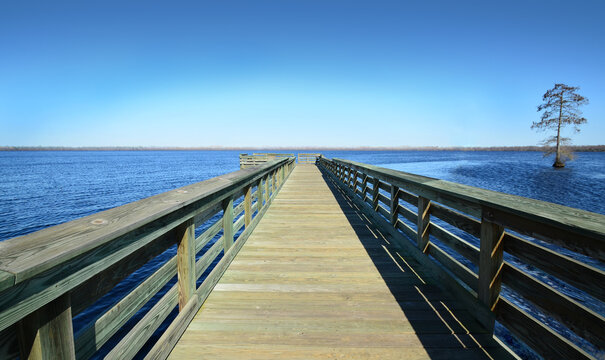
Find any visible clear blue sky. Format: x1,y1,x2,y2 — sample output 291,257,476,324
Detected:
1,0,604,147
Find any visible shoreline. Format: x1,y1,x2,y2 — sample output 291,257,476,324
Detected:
1,145,604,152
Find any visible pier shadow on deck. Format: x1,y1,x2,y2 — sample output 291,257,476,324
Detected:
317,167,515,359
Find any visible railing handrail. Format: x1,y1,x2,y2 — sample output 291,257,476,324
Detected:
331,157,605,258
0,156,296,359
319,156,604,360
0,158,289,289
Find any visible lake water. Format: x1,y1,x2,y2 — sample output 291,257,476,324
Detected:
0,150,603,359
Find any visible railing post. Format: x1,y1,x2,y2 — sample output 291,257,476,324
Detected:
222,196,234,251
244,185,252,227
479,207,505,317
264,174,269,203
361,175,368,199
176,218,196,310
352,170,359,192
417,196,431,252
390,185,399,226
272,170,276,195
18,293,76,360
256,178,263,210
372,178,380,211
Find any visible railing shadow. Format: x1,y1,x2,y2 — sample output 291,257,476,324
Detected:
315,165,512,359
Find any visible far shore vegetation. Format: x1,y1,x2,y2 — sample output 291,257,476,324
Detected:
2,145,604,152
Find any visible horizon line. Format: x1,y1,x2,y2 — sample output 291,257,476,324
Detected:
2,145,605,152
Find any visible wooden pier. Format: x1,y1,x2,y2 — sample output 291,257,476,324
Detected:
0,154,603,359
169,164,514,359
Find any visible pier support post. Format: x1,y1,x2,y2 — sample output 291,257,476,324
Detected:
479,207,505,317
390,185,399,226
256,178,263,210
222,197,234,251
18,293,76,360
176,218,196,310
372,178,380,211
244,185,252,227
265,175,269,203
417,196,431,252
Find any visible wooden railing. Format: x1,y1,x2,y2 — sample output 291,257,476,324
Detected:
318,157,605,360
239,153,295,168
0,157,295,359
297,153,321,164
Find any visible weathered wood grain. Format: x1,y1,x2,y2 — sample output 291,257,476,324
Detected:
495,298,593,360
169,164,514,360
74,257,177,360
144,294,199,360
176,219,196,310
427,243,478,292
478,213,504,315
417,197,431,252
503,233,605,302
105,285,178,360
331,158,605,260
502,262,604,348
18,293,75,360
429,223,479,265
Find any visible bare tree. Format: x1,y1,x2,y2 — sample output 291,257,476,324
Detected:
532,83,588,167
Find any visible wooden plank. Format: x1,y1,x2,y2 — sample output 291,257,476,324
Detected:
397,188,418,206
397,204,417,223
195,219,222,254
486,207,604,261
195,240,223,279
377,193,390,207
502,262,604,348
176,219,196,310
172,164,511,360
17,293,75,360
71,228,176,315
429,223,479,265
503,233,605,302
105,286,178,360
144,295,199,360
478,212,504,316
319,163,496,333
427,243,478,292
376,205,390,220
495,298,593,360
74,257,177,360
395,219,417,239
417,197,431,252
430,203,481,238
0,271,15,293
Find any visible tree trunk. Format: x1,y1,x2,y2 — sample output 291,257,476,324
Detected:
553,94,565,168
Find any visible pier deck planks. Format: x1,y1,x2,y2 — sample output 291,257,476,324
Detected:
169,165,513,359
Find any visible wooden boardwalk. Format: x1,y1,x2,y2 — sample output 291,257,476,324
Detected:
169,165,515,359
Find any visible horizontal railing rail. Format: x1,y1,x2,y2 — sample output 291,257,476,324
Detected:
239,153,295,168
297,153,321,164
318,157,605,360
0,157,296,359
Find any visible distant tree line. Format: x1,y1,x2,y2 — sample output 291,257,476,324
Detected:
1,145,604,152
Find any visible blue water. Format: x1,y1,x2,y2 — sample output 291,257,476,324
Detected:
0,150,603,359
